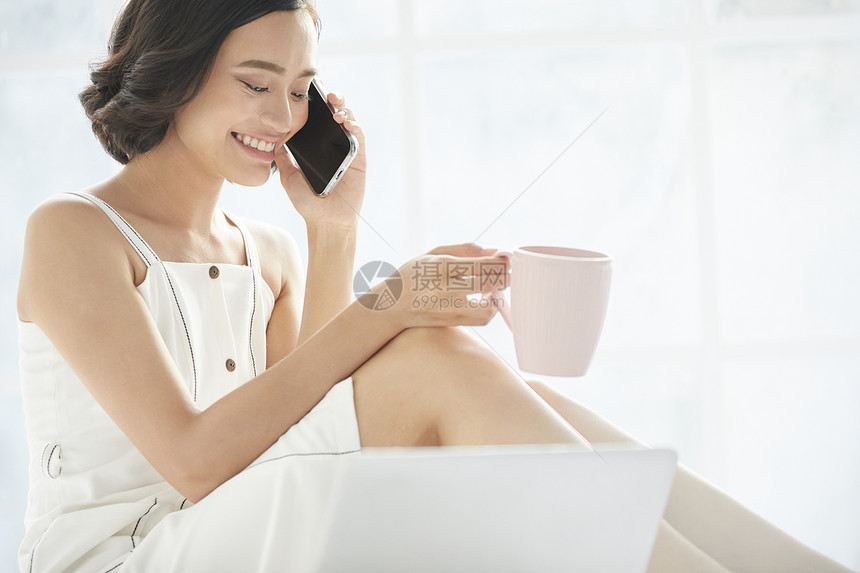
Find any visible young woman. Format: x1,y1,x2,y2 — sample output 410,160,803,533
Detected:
15,1,852,571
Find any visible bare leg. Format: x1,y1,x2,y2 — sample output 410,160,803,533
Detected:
526,379,855,573
648,521,731,573
349,326,750,571
350,326,586,448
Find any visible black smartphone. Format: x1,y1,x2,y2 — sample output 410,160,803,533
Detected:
285,77,359,197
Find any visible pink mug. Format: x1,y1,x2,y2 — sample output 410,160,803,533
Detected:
496,246,613,377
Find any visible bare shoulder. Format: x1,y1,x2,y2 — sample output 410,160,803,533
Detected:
23,192,140,268
27,192,106,229
239,218,300,256
18,191,141,321
236,217,304,300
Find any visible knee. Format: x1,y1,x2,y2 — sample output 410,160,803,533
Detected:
526,380,573,407
386,325,488,361
353,326,484,385
525,378,552,397
354,326,499,393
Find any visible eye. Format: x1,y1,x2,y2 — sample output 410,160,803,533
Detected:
291,91,313,102
240,80,269,94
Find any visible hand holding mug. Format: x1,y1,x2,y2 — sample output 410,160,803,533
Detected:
360,243,505,331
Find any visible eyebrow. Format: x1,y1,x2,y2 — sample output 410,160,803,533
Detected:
236,59,317,79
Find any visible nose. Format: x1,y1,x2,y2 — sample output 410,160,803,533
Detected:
259,93,293,136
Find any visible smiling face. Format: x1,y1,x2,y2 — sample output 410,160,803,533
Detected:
168,10,318,186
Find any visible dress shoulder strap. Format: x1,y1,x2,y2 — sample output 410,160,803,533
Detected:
221,209,265,378
222,209,261,272
66,191,160,268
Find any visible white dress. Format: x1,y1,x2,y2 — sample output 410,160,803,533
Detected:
18,192,362,573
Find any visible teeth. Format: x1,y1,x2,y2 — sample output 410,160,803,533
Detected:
235,133,275,153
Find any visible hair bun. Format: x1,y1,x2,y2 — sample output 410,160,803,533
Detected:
79,0,320,165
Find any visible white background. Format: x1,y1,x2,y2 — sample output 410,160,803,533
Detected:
1,0,859,570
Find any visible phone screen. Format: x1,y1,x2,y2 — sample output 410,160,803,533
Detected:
285,78,358,196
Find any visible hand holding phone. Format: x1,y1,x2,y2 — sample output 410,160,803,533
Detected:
285,77,359,197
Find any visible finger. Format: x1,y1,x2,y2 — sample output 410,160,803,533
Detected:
426,253,508,268
424,253,509,272
427,242,488,257
442,269,509,295
328,91,345,107
274,143,300,174
343,119,362,134
455,299,500,327
412,256,507,292
334,108,355,123
334,109,350,123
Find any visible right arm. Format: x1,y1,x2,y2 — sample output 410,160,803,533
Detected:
17,196,503,503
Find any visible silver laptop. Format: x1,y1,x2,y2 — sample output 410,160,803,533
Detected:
310,445,677,573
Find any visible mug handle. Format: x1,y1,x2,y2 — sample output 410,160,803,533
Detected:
494,250,513,330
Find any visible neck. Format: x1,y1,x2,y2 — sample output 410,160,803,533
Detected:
110,129,226,234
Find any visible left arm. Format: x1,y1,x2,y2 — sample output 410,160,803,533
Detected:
271,89,366,353
297,222,357,345
254,222,357,367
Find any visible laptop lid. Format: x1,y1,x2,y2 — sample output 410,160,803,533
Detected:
311,445,677,573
